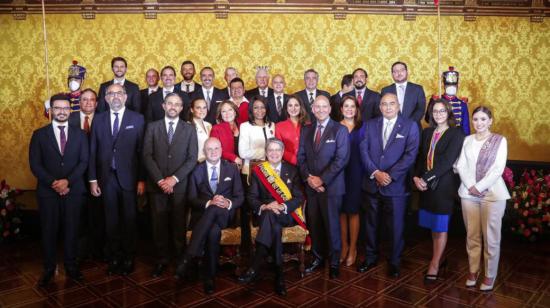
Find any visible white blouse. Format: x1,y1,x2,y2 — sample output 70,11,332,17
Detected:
456,134,510,201
194,118,212,163
238,121,276,175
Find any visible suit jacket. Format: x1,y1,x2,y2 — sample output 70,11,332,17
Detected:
145,89,190,124
266,93,289,123
329,92,344,120
343,88,381,121
248,162,304,221
220,86,232,100
139,87,161,116
381,82,426,125
187,160,244,228
294,89,331,121
175,82,202,100
190,87,227,125
68,112,81,129
297,119,350,196
210,122,239,163
29,124,89,197
88,109,145,191
360,116,419,196
97,79,141,113
245,87,273,101
142,119,198,194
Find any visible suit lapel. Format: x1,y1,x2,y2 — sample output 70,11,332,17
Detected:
157,120,170,148
376,117,384,151
316,119,333,152
170,119,185,147
47,124,63,156
114,111,130,146
402,85,412,116
383,117,403,152
202,163,215,194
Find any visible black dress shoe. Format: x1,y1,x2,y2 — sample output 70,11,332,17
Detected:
304,258,323,275
274,267,287,296
107,260,120,275
204,279,215,294
151,264,167,278
329,266,340,279
38,270,55,287
66,268,84,282
237,269,258,284
357,261,377,273
174,259,189,280
388,264,400,278
120,260,134,276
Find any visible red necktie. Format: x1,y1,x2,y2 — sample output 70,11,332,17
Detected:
314,124,323,149
83,115,90,134
357,92,363,106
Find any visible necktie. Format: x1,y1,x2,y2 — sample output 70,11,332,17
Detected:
163,90,171,99
398,85,405,112
210,166,218,192
58,125,66,155
276,96,283,115
112,112,119,138
314,124,323,149
383,121,392,149
186,84,190,93
83,115,90,134
357,91,363,106
168,121,174,144
111,113,119,170
206,90,211,110
309,92,314,105
261,89,266,97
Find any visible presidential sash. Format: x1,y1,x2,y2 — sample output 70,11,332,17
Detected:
252,162,308,233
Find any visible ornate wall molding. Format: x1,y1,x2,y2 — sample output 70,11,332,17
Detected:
1,0,548,20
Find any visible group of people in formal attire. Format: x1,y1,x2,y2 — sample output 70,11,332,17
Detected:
29,57,510,295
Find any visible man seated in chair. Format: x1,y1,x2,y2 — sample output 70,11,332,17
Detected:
174,137,244,294
238,138,305,296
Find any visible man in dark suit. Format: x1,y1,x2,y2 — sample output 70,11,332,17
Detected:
297,95,350,279
357,93,419,278
245,67,273,101
68,89,105,261
191,67,228,125
139,68,160,115
343,68,381,122
146,66,190,123
221,67,238,98
29,94,89,286
97,57,141,113
329,74,354,121
175,60,201,99
266,74,289,123
174,137,244,294
88,83,145,276
238,138,304,295
381,61,426,126
142,93,198,278
294,69,331,121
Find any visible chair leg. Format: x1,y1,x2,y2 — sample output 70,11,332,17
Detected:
299,243,305,278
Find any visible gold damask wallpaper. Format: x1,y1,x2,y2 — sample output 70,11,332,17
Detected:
0,13,548,189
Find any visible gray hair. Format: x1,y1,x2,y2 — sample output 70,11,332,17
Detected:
265,137,285,152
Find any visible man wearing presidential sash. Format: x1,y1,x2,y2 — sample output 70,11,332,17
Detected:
238,138,305,296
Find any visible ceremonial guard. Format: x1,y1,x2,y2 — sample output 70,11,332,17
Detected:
425,66,470,135
44,61,87,117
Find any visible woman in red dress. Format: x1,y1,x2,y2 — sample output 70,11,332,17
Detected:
210,100,243,168
274,95,309,165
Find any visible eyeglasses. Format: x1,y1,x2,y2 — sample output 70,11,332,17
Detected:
433,109,447,115
106,91,125,97
52,107,71,112
380,101,398,107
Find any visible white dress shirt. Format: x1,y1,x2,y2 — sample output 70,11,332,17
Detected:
110,107,126,135
194,118,212,162
79,111,94,130
382,116,397,147
456,135,510,201
113,78,126,86
396,81,408,112
205,160,232,210
181,81,196,93
163,86,175,99
164,116,179,134
148,86,159,95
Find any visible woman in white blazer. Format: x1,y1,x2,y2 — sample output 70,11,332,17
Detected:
456,106,510,292
238,95,276,178
190,98,212,162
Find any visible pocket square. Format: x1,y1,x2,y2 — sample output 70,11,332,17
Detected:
396,133,405,139
223,177,232,181
326,139,336,143
286,179,292,184
125,125,134,129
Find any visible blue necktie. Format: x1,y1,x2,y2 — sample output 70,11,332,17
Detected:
168,121,174,144
111,112,119,169
210,166,218,192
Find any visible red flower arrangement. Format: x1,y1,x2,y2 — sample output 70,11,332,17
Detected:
0,180,24,243
505,168,550,242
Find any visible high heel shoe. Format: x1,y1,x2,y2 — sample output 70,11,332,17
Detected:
479,277,495,291
345,249,357,267
465,272,479,287
423,259,447,284
340,246,349,264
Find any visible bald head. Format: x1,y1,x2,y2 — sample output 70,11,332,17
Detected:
204,137,222,164
312,95,331,122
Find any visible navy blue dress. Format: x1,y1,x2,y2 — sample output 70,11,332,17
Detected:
342,124,365,214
